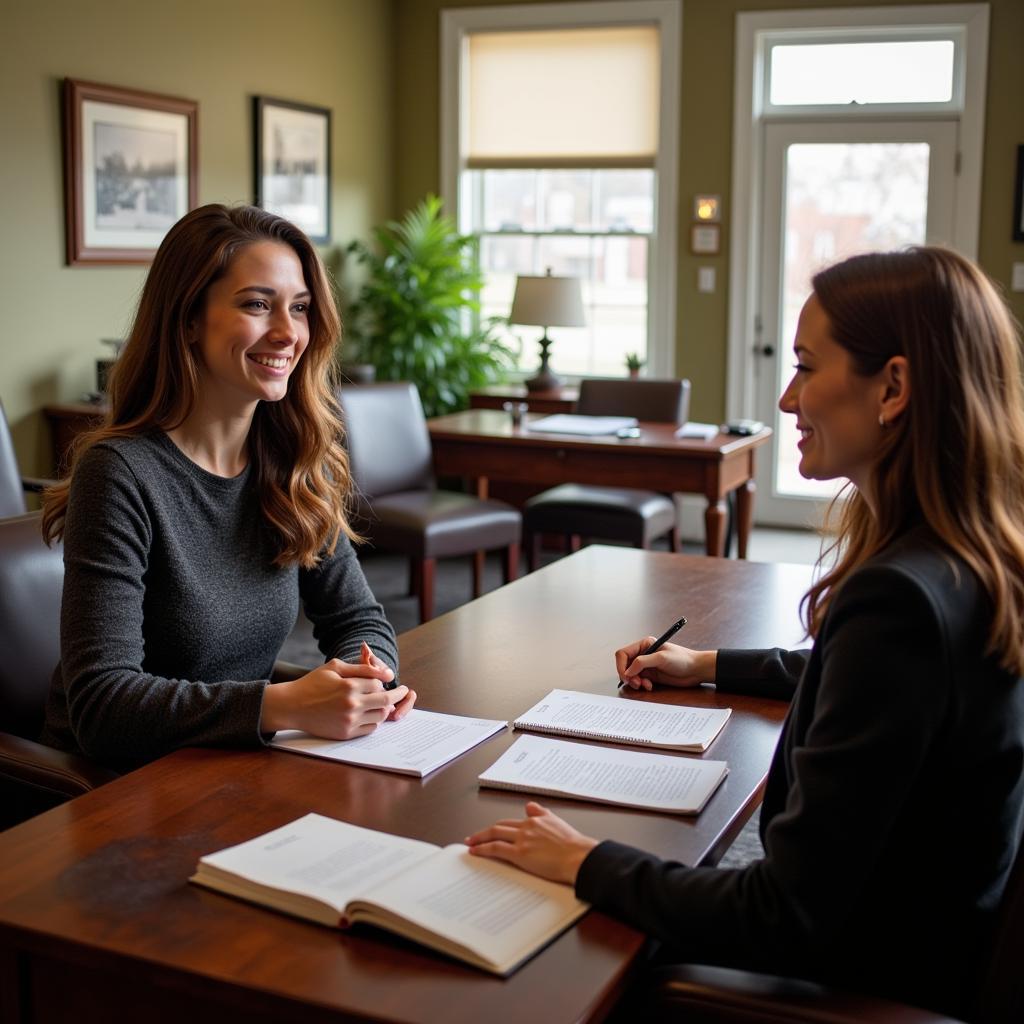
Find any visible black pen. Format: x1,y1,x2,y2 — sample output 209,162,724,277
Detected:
618,616,687,687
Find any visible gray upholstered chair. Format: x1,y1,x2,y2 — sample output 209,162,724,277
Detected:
524,378,690,570
338,382,521,622
0,401,54,518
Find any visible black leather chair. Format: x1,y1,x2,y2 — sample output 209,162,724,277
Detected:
338,382,521,622
630,835,1024,1024
0,401,53,518
0,512,311,830
0,512,117,829
524,378,690,570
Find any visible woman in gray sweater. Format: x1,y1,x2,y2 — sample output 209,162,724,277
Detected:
41,204,412,770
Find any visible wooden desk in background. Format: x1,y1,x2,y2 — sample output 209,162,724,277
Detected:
42,401,106,473
0,546,810,1024
428,410,772,558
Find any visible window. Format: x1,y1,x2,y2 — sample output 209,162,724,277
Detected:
768,39,957,106
441,2,680,379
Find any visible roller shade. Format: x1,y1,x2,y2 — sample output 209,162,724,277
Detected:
466,26,660,169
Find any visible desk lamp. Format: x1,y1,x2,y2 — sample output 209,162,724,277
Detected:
509,269,585,392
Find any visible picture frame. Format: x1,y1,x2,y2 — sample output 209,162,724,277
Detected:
63,78,197,266
254,97,331,243
1014,145,1024,243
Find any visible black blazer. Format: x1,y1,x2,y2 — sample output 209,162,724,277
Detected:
576,527,1024,1016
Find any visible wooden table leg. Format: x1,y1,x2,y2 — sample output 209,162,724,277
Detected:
475,476,489,500
704,498,727,557
735,479,756,559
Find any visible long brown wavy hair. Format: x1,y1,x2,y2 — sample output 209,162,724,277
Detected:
803,247,1024,675
42,204,354,567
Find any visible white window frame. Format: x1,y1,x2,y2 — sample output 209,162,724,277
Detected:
440,1,682,379
726,3,990,420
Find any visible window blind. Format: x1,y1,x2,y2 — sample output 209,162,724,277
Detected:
466,26,660,169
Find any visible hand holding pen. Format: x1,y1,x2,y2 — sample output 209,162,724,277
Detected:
615,617,717,692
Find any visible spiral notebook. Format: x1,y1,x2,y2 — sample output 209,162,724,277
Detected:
513,689,730,753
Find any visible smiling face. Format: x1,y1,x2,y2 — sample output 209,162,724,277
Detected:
192,241,311,413
778,295,887,494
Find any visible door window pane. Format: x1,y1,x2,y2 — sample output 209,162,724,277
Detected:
770,41,955,106
775,141,929,499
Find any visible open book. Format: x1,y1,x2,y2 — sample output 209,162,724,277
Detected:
270,709,506,777
191,813,587,976
480,735,728,814
514,689,730,752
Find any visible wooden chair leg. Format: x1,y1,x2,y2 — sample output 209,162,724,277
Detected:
527,534,542,573
503,543,519,584
669,525,681,553
418,558,436,622
472,550,485,598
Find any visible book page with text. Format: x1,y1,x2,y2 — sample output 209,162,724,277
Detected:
193,813,438,917
271,709,507,776
514,689,730,751
479,734,728,813
351,845,587,975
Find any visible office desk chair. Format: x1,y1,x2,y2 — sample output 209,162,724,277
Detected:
635,834,1024,1023
0,401,55,518
524,378,690,570
338,383,521,622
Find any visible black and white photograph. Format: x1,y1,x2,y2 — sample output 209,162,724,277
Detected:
254,96,331,242
63,78,197,265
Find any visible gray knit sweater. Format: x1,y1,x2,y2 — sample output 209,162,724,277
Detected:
41,431,398,770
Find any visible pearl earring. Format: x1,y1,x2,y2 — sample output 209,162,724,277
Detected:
878,414,886,427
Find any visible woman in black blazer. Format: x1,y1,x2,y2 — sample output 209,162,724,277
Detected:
467,247,1024,1017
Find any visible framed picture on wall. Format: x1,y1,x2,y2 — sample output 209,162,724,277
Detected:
63,78,198,265
254,97,331,242
1014,145,1024,242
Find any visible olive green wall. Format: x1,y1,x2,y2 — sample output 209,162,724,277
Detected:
393,0,1024,422
2,0,395,475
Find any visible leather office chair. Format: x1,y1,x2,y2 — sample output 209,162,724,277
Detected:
0,401,53,518
524,378,690,570
0,511,312,831
630,834,1024,1024
338,382,521,622
0,512,117,829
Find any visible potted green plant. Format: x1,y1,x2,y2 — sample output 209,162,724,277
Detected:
625,352,645,378
344,196,514,418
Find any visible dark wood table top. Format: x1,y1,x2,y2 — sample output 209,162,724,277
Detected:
428,409,771,459
0,546,812,1023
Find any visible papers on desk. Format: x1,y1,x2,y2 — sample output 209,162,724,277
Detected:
513,689,731,753
479,735,728,814
526,414,639,436
271,709,507,777
675,421,720,441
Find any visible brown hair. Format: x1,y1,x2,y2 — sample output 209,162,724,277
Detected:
42,204,354,567
804,247,1024,675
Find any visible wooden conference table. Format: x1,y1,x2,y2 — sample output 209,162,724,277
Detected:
0,546,811,1024
427,409,772,558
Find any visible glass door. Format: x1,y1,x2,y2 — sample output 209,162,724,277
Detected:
754,120,957,527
